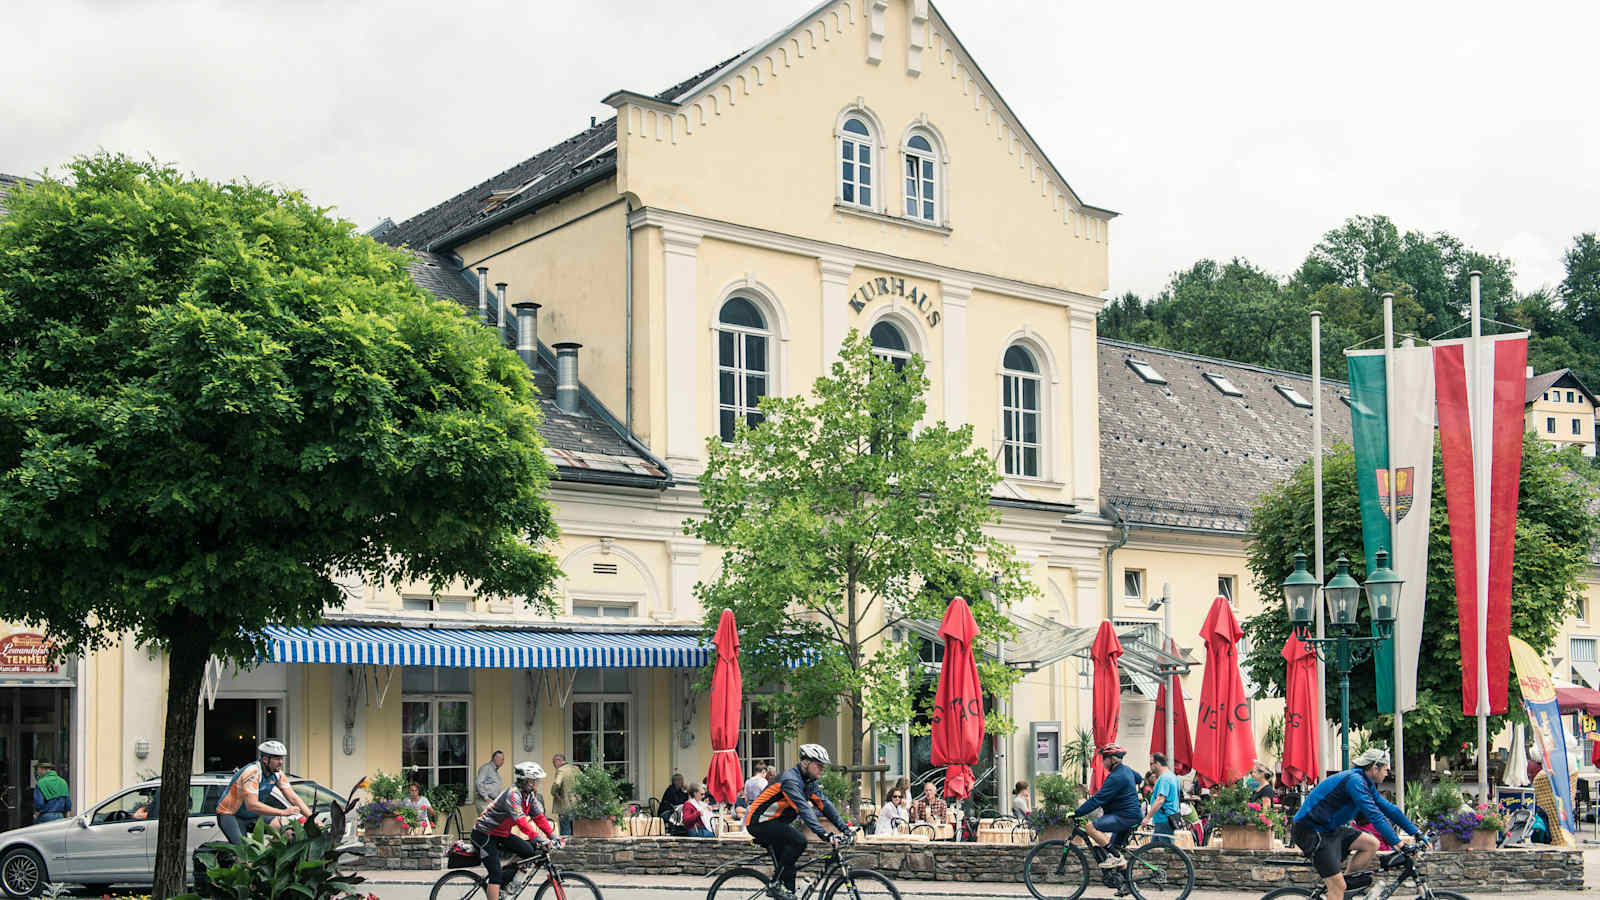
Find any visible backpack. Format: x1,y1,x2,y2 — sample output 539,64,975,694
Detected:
447,839,481,869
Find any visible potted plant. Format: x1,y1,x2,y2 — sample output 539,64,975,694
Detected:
355,770,418,836
425,784,462,828
1206,779,1285,850
1030,773,1086,842
569,765,626,838
1061,729,1096,788
819,769,852,833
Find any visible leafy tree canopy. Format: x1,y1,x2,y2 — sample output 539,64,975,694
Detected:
0,155,561,896
1239,436,1599,765
688,331,1034,792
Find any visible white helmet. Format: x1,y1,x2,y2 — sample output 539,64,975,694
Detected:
515,761,546,780
258,740,288,758
798,744,831,766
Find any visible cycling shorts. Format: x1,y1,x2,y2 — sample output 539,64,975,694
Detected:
1290,821,1364,878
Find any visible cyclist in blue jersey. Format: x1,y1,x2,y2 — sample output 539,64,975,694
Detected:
1290,748,1420,900
1073,744,1142,867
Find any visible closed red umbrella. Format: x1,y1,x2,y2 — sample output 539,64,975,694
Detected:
1281,632,1321,787
1149,637,1194,775
705,608,743,805
1194,596,1256,787
930,596,984,800
1090,621,1123,792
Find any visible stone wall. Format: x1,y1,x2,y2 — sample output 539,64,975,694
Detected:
548,837,1584,892
360,833,454,869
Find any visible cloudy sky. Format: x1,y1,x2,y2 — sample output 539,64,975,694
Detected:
4,0,1596,300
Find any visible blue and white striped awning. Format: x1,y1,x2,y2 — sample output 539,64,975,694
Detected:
261,624,708,669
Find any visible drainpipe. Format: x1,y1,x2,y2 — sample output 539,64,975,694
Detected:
624,199,635,434
1103,502,1130,619
495,283,509,346
476,268,489,325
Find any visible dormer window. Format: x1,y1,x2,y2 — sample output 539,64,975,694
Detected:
1276,385,1313,409
1127,360,1166,385
1204,373,1243,397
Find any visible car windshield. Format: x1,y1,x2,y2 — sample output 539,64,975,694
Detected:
92,787,157,826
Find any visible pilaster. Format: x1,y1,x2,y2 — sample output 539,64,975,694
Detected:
940,281,972,427
1069,309,1100,508
662,227,704,471
819,257,854,367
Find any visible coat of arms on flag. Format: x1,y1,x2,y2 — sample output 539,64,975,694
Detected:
1377,467,1415,522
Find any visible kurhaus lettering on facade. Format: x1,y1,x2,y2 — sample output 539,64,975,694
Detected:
847,275,940,327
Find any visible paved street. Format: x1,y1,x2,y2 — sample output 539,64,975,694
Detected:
350,867,1595,900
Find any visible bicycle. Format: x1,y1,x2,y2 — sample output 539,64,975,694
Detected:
1257,836,1468,900
430,844,602,900
1023,818,1194,900
706,829,901,900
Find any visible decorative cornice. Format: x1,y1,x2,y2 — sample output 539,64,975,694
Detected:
631,206,1106,317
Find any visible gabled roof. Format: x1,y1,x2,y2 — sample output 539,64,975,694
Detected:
1527,368,1598,407
1099,339,1353,534
400,250,670,488
0,173,36,218
378,58,737,253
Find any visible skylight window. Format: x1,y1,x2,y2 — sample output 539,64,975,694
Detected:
1204,373,1244,397
1127,360,1167,385
1276,385,1313,409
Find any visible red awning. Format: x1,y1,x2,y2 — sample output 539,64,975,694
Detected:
1555,685,1600,715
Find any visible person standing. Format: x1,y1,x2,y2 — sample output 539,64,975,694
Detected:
1141,753,1182,845
31,762,69,823
744,764,774,805
549,752,580,837
402,782,435,834
476,750,505,813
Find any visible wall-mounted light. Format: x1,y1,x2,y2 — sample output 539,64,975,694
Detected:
343,734,356,756
134,738,150,759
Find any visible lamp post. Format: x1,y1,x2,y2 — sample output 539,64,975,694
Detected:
1282,549,1403,770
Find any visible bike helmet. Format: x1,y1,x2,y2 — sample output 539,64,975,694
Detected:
258,740,288,758
1352,747,1391,768
798,744,831,766
1099,743,1127,757
514,761,546,780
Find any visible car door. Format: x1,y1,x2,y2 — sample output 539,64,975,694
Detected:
64,786,156,881
187,783,225,865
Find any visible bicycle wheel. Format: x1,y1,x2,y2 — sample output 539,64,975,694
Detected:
533,871,603,900
430,870,489,900
1126,842,1193,900
1023,839,1091,900
824,867,902,900
707,866,773,900
1425,892,1470,900
1255,890,1315,900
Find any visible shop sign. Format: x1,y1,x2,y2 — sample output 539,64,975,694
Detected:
0,633,58,675
846,276,940,327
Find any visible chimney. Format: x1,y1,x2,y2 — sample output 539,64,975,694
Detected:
476,268,489,325
495,282,508,342
512,301,541,367
553,342,583,414
1527,365,1534,379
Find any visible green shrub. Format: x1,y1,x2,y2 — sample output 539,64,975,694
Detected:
365,770,406,802
181,818,365,900
1408,779,1467,824
1030,773,1086,827
820,768,851,809
570,765,626,824
425,784,462,823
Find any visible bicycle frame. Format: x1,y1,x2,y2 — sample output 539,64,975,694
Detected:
706,840,861,897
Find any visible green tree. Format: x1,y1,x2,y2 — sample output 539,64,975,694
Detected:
1559,233,1600,339
1239,435,1598,773
0,156,561,898
688,331,1032,806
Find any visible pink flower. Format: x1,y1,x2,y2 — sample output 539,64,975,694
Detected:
1247,802,1261,811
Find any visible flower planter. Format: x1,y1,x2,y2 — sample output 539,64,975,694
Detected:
1215,826,1272,850
1438,829,1497,851
572,817,620,838
1037,824,1073,843
376,817,407,836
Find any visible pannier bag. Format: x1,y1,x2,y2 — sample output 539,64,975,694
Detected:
447,839,482,869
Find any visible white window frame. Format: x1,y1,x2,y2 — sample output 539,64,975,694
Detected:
1000,345,1043,479
1219,575,1236,605
739,696,779,779
869,318,914,370
994,333,1060,484
569,671,635,793
710,281,789,446
1570,637,1597,687
716,297,772,443
401,669,472,795
569,591,640,619
1123,568,1145,605
835,108,884,212
402,595,471,614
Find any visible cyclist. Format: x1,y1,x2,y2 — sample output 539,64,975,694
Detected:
1072,743,1142,868
216,740,312,844
1290,748,1421,900
471,761,562,900
745,744,848,900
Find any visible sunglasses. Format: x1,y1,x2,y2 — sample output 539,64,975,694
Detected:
889,793,902,800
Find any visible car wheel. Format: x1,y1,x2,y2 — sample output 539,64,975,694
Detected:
0,847,46,898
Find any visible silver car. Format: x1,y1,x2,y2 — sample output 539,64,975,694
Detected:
0,772,351,897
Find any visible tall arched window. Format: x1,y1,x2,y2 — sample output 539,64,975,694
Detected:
717,297,769,442
839,117,874,209
870,320,911,372
1001,344,1041,477
904,132,937,222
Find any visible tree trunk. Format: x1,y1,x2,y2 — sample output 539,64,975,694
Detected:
152,628,210,899
846,567,862,819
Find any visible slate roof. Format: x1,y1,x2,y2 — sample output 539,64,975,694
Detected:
1099,339,1352,533
400,251,669,487
0,173,36,218
1527,368,1598,407
378,57,738,253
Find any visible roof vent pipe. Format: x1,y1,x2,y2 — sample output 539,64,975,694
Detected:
553,342,583,415
476,268,490,325
495,282,508,343
512,301,540,368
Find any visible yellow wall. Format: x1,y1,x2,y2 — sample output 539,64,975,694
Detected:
1526,389,1597,455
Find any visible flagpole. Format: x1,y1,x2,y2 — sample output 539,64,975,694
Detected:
1312,310,1328,778
1471,270,1490,803
1383,293,1405,800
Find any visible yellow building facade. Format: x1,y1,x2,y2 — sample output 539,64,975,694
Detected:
1526,368,1598,457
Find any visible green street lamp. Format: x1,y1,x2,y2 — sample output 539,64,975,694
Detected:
1282,548,1403,770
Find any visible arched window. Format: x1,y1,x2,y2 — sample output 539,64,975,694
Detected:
870,320,911,372
904,132,938,222
839,117,874,209
1000,344,1041,477
717,297,769,442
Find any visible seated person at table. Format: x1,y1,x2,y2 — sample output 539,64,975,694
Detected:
912,781,947,824
877,786,911,834
678,782,716,837
1012,780,1032,820
660,773,690,836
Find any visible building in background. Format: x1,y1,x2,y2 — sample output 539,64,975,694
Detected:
1526,368,1598,457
